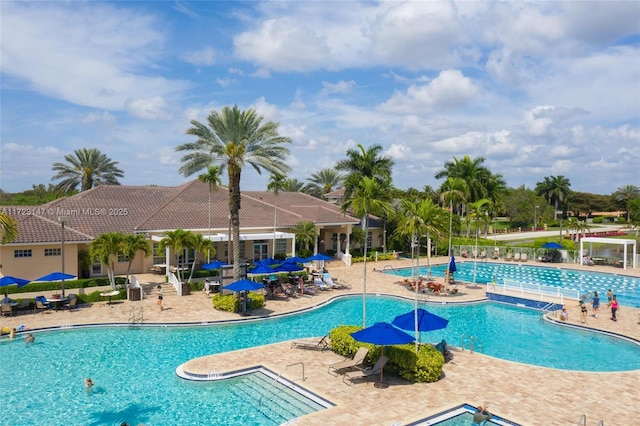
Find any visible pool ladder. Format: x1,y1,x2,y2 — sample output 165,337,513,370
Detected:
460,334,483,353
540,302,556,319
128,306,143,326
382,265,399,275
259,362,305,406
576,414,605,425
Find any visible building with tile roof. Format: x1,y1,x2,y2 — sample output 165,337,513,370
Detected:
0,180,375,281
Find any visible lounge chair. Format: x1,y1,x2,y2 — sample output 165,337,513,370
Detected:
492,249,500,260
290,335,329,351
471,249,478,258
328,347,369,376
505,252,513,261
1,303,14,317
513,253,521,261
343,355,388,385
314,277,331,291
478,250,486,259
521,253,528,262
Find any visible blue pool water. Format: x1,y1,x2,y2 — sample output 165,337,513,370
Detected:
1,296,639,425
408,403,519,426
387,262,640,308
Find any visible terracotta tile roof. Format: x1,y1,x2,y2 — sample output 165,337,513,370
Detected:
4,181,360,244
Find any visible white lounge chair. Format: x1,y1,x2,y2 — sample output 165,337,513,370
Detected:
290,335,329,351
343,355,389,385
328,347,369,376
521,253,528,262
505,252,513,261
513,253,521,261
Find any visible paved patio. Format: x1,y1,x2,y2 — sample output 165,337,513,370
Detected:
2,257,639,425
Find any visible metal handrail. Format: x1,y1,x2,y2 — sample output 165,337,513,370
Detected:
382,265,398,275
597,420,604,426
259,362,305,406
469,336,483,353
576,414,586,425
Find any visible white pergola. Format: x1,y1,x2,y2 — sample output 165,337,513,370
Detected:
580,237,637,270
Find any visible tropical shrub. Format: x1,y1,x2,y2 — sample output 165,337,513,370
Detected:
211,292,265,312
592,216,604,224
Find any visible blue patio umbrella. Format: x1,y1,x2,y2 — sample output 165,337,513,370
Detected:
201,260,228,270
274,263,304,273
257,258,278,265
392,308,449,350
350,322,415,388
34,272,76,281
248,264,275,275
283,256,307,264
223,279,265,292
542,242,563,249
305,253,332,262
0,275,30,288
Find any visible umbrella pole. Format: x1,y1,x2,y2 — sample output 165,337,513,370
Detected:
374,346,388,389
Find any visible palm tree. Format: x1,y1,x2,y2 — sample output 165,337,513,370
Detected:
51,147,124,192
536,175,571,242
342,176,393,328
121,234,152,285
198,165,222,262
336,144,393,201
89,232,125,290
291,220,317,254
281,178,305,192
159,229,193,282
267,173,286,256
435,155,492,203
304,169,343,198
0,212,18,244
613,184,640,223
176,106,291,278
438,177,468,258
186,233,214,284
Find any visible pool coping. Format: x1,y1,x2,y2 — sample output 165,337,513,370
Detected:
405,402,522,426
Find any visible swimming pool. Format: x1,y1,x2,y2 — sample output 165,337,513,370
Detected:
387,262,640,308
407,403,520,426
1,296,638,425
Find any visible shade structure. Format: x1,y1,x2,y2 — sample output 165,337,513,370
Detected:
274,263,303,273
201,260,228,270
542,242,563,249
34,272,76,281
350,322,415,389
0,276,30,288
283,256,307,264
223,279,265,292
248,264,276,275
306,253,332,262
392,308,448,349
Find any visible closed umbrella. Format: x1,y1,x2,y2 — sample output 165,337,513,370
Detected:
350,322,415,389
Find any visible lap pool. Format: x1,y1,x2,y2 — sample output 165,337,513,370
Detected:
386,262,640,308
2,296,639,425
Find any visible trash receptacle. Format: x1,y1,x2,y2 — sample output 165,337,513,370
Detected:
128,287,141,301
181,283,191,296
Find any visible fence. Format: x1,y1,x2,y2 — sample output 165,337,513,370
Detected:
495,278,580,304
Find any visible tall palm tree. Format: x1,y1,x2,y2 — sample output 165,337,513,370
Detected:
438,177,468,258
176,106,291,278
121,234,152,286
304,168,343,198
613,184,640,223
342,176,393,328
51,147,124,192
267,173,287,257
0,212,18,244
291,220,317,253
198,165,222,262
336,144,393,201
159,229,193,282
281,178,305,192
89,232,125,290
536,175,571,242
186,233,214,284
435,155,492,203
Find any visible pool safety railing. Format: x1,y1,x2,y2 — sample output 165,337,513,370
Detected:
169,272,182,296
499,279,580,304
460,334,483,353
128,306,143,326
576,414,586,425
540,302,557,318
382,265,399,275
259,362,305,406
597,421,605,426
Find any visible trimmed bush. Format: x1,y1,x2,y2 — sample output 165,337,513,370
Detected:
327,325,444,382
211,292,265,313
592,216,604,224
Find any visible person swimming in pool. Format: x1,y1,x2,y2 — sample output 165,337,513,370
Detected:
472,403,492,424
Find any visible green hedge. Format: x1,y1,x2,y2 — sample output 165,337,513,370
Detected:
351,253,396,263
211,292,265,313
4,277,128,295
328,325,444,383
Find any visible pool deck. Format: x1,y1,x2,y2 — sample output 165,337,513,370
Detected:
2,257,639,425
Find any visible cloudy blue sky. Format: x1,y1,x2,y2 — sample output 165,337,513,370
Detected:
1,1,638,196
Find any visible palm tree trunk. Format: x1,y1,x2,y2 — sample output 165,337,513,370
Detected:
229,167,242,278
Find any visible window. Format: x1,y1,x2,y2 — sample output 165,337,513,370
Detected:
152,243,165,264
275,239,287,256
331,233,338,251
239,242,245,260
367,231,372,248
44,248,61,256
14,249,32,258
117,254,129,263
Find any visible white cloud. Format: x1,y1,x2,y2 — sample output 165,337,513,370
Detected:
182,47,216,67
125,96,172,121
321,80,356,95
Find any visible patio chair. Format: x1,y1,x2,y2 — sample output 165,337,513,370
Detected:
15,299,32,314
521,253,528,262
1,303,13,317
505,252,513,261
513,253,521,261
35,296,52,314
328,347,369,376
64,295,79,312
343,356,389,385
290,335,329,351
478,250,487,259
